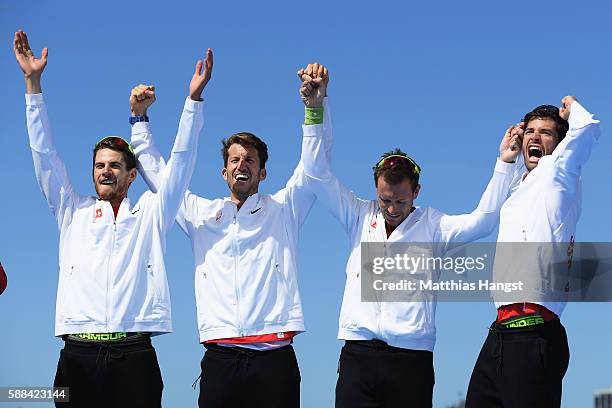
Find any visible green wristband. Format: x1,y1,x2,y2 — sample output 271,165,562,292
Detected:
304,107,324,125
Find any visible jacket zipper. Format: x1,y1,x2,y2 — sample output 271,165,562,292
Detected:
377,238,384,339
231,212,244,336
376,209,416,340
376,212,384,339
106,203,117,332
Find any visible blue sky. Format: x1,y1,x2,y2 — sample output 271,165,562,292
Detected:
1,1,611,406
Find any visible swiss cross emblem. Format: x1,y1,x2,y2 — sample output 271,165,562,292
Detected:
95,208,103,219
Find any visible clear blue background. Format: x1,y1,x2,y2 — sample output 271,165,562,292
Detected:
1,1,611,407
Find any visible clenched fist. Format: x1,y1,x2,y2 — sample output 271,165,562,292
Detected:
297,62,329,108
130,84,156,116
559,95,577,121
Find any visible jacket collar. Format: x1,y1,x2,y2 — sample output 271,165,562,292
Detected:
224,193,261,214
372,206,422,240
94,197,133,221
393,206,422,236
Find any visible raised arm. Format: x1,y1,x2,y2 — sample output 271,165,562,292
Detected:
298,66,367,239
300,64,333,165
278,63,335,230
551,95,600,173
132,49,212,234
544,96,600,226
130,95,194,233
289,63,334,176
15,30,77,228
435,124,520,250
130,83,165,195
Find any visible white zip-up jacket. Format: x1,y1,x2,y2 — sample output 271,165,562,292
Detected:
301,121,515,351
26,94,204,336
494,101,600,317
131,99,332,343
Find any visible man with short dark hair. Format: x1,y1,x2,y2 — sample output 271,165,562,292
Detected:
14,30,211,407
130,64,332,407
465,97,600,407
298,67,520,407
221,132,269,168
373,148,421,188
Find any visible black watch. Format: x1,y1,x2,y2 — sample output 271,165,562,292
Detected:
129,115,149,125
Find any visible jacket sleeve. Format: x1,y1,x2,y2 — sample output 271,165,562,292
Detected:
280,97,334,230
131,97,203,234
300,113,367,240
551,101,600,174
509,152,527,191
26,93,78,230
435,159,515,253
544,101,600,226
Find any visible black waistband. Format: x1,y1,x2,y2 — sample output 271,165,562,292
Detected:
62,333,153,368
204,342,292,355
490,316,561,333
63,332,151,345
345,339,432,354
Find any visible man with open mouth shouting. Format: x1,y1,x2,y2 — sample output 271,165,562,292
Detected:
14,30,208,407
298,65,520,407
465,97,600,407
130,64,331,406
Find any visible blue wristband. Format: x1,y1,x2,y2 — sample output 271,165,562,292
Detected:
129,115,149,125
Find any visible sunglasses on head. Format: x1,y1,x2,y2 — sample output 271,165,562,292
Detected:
94,136,135,157
375,154,421,175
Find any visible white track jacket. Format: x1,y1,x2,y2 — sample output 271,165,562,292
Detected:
301,121,515,351
131,99,332,343
494,101,600,317
26,94,203,336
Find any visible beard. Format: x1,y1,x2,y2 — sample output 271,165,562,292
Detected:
95,182,128,203
227,179,259,201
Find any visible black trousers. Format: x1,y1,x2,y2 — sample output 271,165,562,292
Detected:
198,343,301,408
335,340,434,408
465,318,570,408
53,335,163,407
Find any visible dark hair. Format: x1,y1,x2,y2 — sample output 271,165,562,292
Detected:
373,148,420,190
522,105,569,141
221,132,269,169
93,137,137,170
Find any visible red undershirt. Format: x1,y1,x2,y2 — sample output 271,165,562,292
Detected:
497,303,557,322
205,331,297,345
